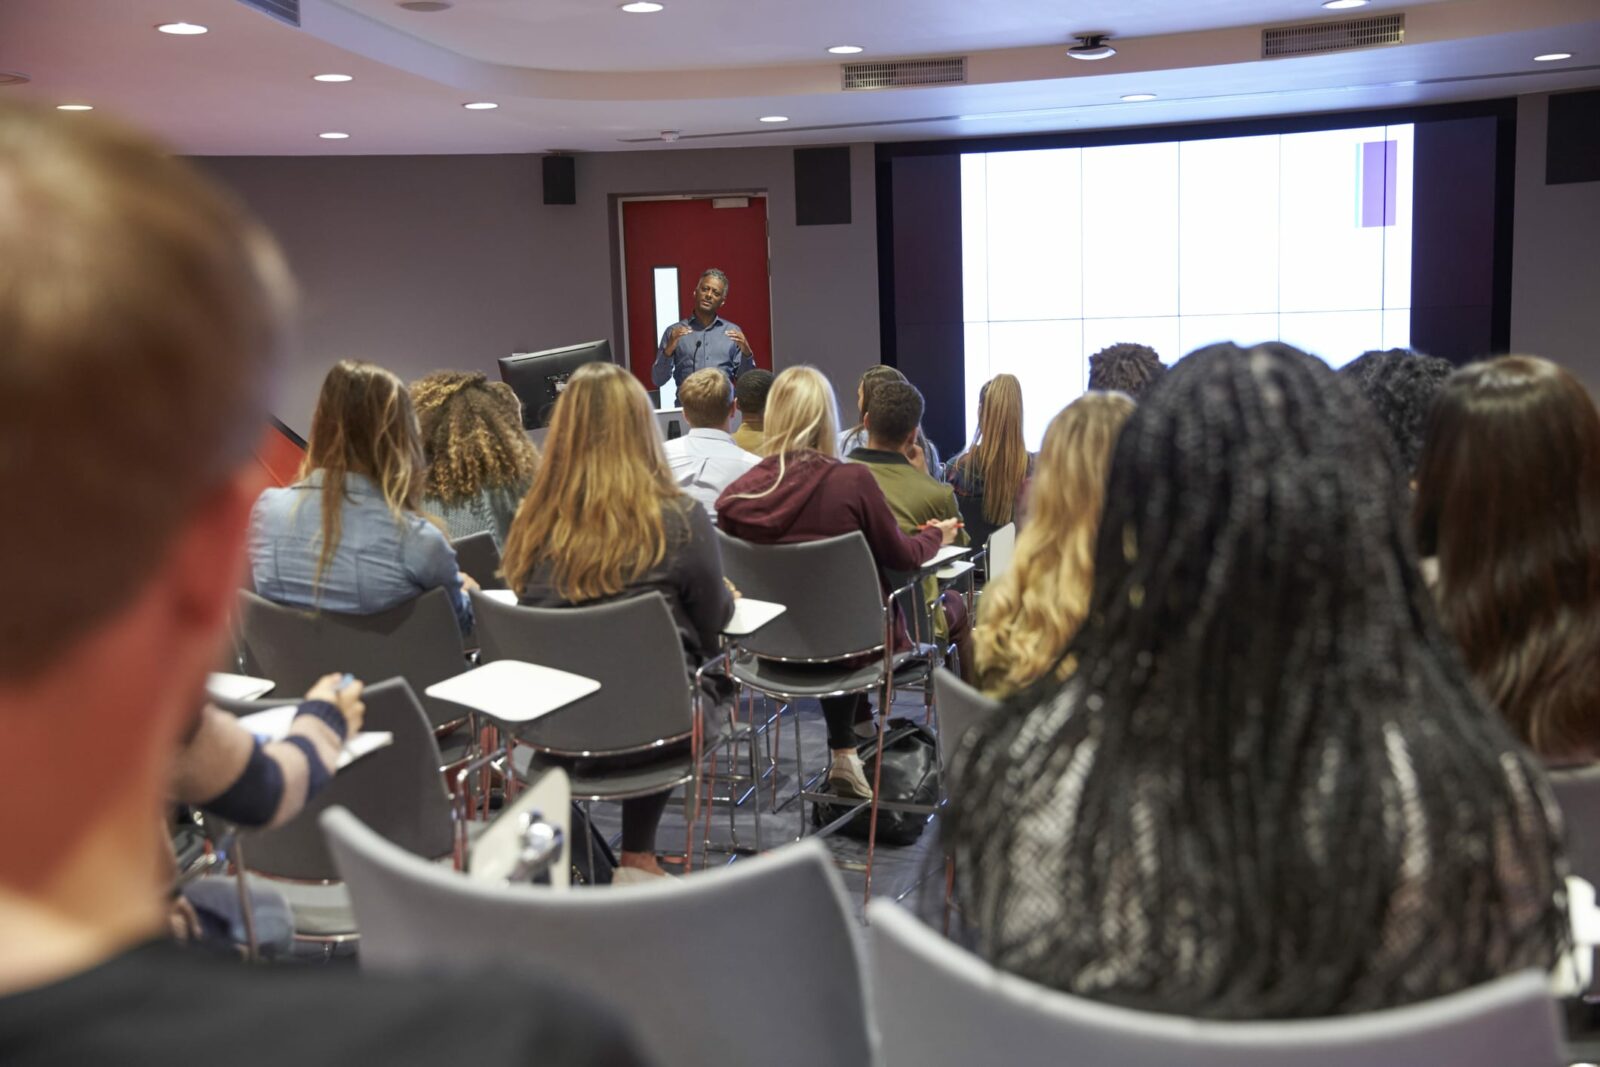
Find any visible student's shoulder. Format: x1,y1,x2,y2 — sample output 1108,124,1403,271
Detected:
0,942,642,1067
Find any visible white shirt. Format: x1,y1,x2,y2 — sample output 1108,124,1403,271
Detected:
663,427,760,522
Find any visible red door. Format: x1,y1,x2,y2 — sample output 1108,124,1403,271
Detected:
621,197,771,398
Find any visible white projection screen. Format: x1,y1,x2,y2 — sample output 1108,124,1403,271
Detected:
960,124,1414,447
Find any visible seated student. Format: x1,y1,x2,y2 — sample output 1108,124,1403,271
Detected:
732,367,772,453
972,392,1134,700
1414,355,1600,764
1339,347,1454,479
662,367,759,522
250,360,477,634
946,343,1568,1019
944,373,1032,546
0,101,640,1065
717,366,960,798
1087,341,1166,398
839,365,942,477
501,362,733,884
411,371,539,549
845,380,974,675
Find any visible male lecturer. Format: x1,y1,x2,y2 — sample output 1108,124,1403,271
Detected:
651,268,758,393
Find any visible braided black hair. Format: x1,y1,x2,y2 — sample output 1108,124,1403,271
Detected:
946,342,1567,1019
1340,348,1454,475
1087,342,1165,398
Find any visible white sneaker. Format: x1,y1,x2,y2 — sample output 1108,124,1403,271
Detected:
829,752,874,799
611,866,669,887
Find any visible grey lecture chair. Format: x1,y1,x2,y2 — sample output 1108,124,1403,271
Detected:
450,530,506,591
471,589,752,869
1550,765,1600,888
716,530,935,897
930,668,1000,931
866,900,1564,1067
323,809,874,1067
229,677,455,945
236,588,472,759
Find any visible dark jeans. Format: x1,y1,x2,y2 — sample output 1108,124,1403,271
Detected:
819,694,869,750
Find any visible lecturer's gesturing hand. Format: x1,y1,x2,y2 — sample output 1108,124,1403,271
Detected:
725,326,753,358
664,323,693,356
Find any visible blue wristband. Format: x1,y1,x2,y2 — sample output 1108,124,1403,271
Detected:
293,699,348,742
283,734,333,797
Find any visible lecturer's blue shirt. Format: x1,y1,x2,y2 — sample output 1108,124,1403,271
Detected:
651,315,757,390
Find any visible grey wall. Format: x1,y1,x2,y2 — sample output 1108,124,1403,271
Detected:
200,143,880,434
1510,92,1600,391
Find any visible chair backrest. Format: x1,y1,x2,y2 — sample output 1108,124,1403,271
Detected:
716,530,886,661
954,492,999,552
986,522,1017,580
931,668,1000,772
323,810,874,1067
451,531,506,590
242,678,453,880
866,900,1563,1067
471,590,693,755
1549,765,1600,887
237,588,468,732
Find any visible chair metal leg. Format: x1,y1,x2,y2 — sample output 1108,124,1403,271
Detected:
862,676,894,904
232,836,260,963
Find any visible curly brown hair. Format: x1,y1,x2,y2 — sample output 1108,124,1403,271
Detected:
411,370,539,506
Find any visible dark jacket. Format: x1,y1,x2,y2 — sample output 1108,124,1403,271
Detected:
518,498,733,675
717,453,943,652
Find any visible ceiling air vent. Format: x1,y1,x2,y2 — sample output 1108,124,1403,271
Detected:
236,0,300,27
841,56,967,91
1262,13,1403,58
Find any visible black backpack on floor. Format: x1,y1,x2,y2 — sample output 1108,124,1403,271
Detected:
812,717,939,846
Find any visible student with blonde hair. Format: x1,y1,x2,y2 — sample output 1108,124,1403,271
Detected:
411,371,539,549
502,361,733,883
945,373,1032,545
251,360,477,633
663,366,759,521
718,366,960,797
973,392,1135,698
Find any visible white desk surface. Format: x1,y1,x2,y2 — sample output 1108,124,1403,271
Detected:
208,672,275,702
925,545,971,569
935,560,976,582
481,589,520,606
723,598,786,637
426,659,600,725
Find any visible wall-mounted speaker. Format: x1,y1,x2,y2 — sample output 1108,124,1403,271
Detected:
1547,89,1600,186
794,146,852,226
543,154,576,205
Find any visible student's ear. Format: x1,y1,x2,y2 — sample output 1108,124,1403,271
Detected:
163,463,268,635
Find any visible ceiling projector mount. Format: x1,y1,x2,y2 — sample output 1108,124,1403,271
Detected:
1067,33,1117,60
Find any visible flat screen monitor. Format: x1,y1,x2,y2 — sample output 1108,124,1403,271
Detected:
498,339,613,429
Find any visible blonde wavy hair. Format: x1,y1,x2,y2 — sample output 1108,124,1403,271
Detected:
729,365,839,502
500,362,683,601
973,391,1135,698
411,371,539,505
952,373,1029,526
299,360,428,591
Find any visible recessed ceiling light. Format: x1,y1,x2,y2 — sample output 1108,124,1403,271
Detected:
396,1,452,10
1120,93,1157,102
56,104,94,111
319,131,351,140
1321,0,1369,9
463,101,499,110
312,73,353,82
759,115,789,123
827,45,863,55
620,1,664,11
1066,33,1116,61
1534,52,1573,62
156,21,208,34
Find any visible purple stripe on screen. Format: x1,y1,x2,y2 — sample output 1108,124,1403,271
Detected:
1361,140,1397,227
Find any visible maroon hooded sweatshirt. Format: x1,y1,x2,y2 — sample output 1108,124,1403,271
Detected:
716,452,943,650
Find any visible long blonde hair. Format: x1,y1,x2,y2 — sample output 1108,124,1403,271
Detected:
500,362,683,601
299,360,428,590
729,365,839,501
973,391,1134,698
953,373,1028,526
